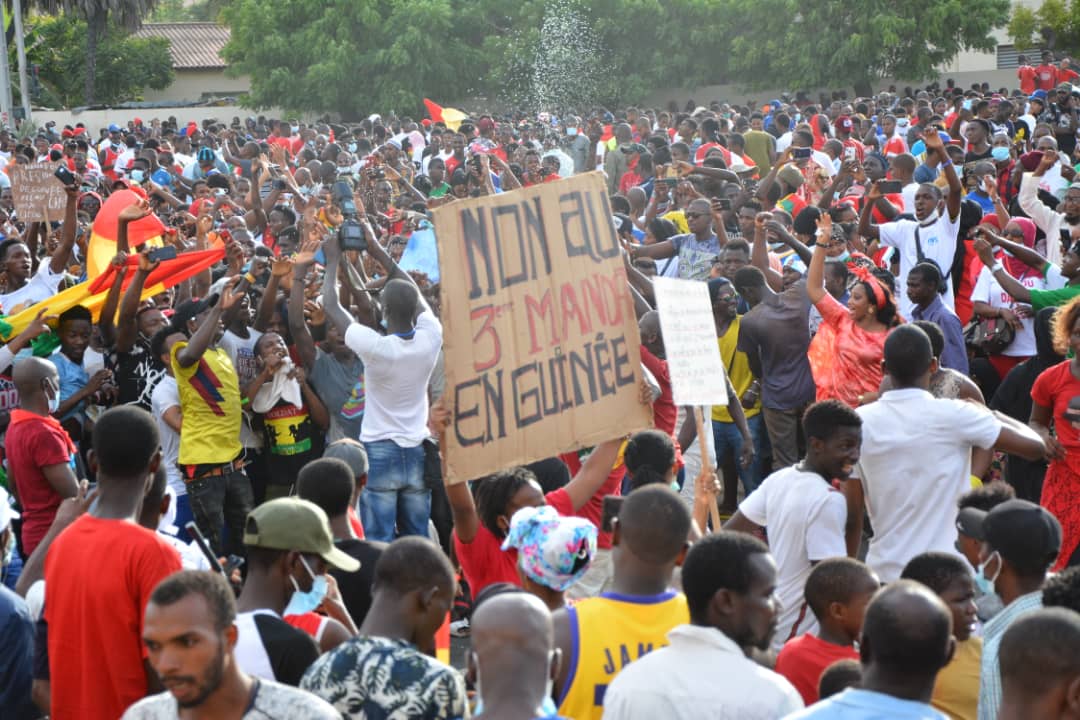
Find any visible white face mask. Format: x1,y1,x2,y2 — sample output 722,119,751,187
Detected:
920,205,941,226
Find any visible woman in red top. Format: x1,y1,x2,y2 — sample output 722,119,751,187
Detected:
444,437,622,596
1030,295,1080,569
806,214,898,407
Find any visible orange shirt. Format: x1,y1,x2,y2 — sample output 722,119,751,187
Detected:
45,515,181,720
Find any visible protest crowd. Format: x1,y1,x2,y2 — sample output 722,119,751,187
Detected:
12,51,1080,720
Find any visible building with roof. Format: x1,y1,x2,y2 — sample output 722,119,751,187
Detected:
131,22,250,104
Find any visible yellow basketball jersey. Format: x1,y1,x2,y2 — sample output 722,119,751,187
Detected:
556,590,689,720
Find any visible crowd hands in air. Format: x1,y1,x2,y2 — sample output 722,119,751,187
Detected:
8,57,1080,719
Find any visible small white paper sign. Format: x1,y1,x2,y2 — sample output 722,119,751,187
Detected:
653,276,728,406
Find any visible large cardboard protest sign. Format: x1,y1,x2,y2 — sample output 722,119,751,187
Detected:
653,277,729,406
434,172,651,484
10,162,67,222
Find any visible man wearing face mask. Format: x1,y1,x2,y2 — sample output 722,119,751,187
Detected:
6,358,79,559
859,129,962,319
966,498,1062,720
301,537,467,719
235,497,360,687
602,532,803,719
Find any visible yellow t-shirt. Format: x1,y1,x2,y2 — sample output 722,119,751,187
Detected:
712,317,761,423
171,342,243,466
557,591,688,720
931,635,981,720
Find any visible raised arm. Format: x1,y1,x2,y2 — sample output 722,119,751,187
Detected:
857,180,883,241
972,235,1034,303
320,227,355,338
922,130,961,219
561,438,623,511
288,234,322,371
175,277,244,368
114,248,159,353
751,212,784,291
96,256,128,349
806,217,831,305
49,186,80,274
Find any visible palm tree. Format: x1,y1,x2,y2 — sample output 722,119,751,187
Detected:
29,0,160,104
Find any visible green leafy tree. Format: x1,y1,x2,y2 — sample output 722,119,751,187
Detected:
222,0,482,117
27,13,174,106
1008,0,1080,52
723,0,1009,97
29,0,162,104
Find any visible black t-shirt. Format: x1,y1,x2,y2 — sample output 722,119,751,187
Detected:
109,338,167,410
237,611,319,687
331,538,385,628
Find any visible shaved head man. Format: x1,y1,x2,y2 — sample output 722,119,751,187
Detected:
7,356,79,558
470,593,561,719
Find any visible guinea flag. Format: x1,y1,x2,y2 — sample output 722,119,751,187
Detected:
86,188,167,279
422,98,468,133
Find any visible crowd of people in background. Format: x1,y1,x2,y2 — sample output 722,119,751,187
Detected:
7,53,1080,719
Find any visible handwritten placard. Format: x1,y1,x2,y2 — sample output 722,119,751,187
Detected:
10,162,67,222
653,276,728,406
434,172,652,484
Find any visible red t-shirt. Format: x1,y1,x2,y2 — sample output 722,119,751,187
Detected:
45,515,182,720
1018,65,1037,95
348,505,365,539
640,346,676,437
1036,64,1060,90
1032,361,1080,476
453,488,572,594
7,410,76,557
775,633,859,705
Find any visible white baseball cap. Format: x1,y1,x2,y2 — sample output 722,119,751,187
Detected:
0,486,19,532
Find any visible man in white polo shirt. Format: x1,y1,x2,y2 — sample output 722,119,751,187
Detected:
321,223,441,542
846,325,1046,582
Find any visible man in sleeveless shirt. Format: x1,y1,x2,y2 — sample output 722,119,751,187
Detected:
553,486,691,720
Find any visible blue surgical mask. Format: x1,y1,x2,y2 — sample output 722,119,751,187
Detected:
130,169,145,183
974,550,1001,596
348,143,358,153
284,556,328,616
991,146,1011,162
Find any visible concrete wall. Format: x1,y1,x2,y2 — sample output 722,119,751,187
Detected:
140,68,252,104
26,104,286,132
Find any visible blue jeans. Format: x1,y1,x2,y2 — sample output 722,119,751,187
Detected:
361,440,430,542
712,414,767,496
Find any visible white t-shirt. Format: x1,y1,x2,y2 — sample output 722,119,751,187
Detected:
901,182,919,215
219,329,263,448
855,388,1002,582
602,624,803,720
879,212,960,319
971,266,1046,357
776,132,794,154
738,465,848,650
344,311,442,446
151,375,184,497
0,261,64,314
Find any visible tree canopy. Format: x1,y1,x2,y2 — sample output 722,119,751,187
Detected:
220,0,1011,116
1008,0,1080,52
27,13,174,107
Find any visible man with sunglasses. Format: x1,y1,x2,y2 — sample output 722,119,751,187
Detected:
630,197,721,280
